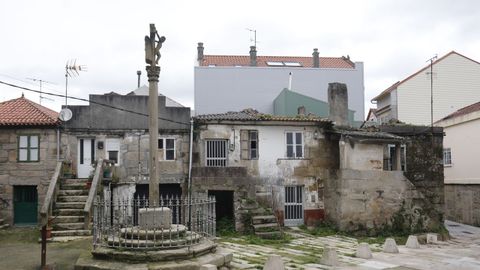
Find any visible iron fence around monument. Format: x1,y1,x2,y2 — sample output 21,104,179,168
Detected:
92,195,216,250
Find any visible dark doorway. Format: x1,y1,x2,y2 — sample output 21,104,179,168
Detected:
208,190,234,223
133,184,183,225
14,186,38,225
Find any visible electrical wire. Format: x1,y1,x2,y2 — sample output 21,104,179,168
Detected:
0,80,190,126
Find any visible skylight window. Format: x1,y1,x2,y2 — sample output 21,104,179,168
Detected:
208,64,216,67
266,61,284,66
283,62,302,67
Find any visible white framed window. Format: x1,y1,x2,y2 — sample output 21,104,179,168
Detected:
106,138,121,165
18,135,39,162
443,148,452,166
285,132,304,158
158,138,175,161
205,139,228,167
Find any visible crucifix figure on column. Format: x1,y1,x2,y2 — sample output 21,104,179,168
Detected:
145,24,165,205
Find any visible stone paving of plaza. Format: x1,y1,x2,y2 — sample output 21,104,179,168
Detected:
219,220,480,270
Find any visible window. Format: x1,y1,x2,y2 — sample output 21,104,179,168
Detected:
106,138,120,165
18,135,39,162
283,62,302,67
286,132,303,158
385,144,406,171
206,139,228,167
158,138,175,160
240,130,258,160
443,148,452,166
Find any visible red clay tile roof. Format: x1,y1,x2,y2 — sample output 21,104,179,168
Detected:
200,55,355,69
438,101,480,122
0,96,59,126
371,51,480,101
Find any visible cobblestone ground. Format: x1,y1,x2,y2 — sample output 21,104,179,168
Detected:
219,221,480,270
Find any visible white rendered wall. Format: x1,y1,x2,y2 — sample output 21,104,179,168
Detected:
439,113,480,184
397,53,480,125
195,64,365,121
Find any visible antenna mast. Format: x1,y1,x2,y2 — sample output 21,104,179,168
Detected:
426,54,437,129
246,28,257,47
26,77,55,104
65,59,87,107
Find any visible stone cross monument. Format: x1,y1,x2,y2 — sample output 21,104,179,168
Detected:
145,24,165,204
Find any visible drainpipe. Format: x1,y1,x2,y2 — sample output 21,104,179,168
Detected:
187,118,194,230
56,128,60,161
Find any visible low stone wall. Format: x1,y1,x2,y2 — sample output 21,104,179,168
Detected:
445,184,480,226
325,169,441,233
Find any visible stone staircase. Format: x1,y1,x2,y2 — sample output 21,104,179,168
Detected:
251,211,283,239
51,178,91,238
0,218,9,229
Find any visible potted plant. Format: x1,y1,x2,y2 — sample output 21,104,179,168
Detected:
86,170,94,189
103,166,112,178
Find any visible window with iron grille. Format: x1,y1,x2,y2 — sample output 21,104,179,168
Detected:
285,132,303,158
206,139,228,167
18,135,39,162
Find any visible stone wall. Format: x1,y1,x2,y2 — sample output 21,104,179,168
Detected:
0,128,60,225
379,125,445,223
325,169,431,233
445,184,480,226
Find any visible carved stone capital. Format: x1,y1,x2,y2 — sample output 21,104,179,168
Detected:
146,66,161,82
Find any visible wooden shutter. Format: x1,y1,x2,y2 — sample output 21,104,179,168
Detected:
240,130,249,160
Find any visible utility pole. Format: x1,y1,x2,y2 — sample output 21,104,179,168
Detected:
145,24,166,205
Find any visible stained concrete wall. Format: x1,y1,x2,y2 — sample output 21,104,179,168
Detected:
192,122,338,228
0,128,62,226
445,184,480,226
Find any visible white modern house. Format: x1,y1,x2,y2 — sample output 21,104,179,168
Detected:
194,43,365,122
371,51,480,125
436,101,480,226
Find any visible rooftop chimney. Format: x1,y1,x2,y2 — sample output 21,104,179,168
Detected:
136,70,141,88
313,48,320,68
249,46,257,66
197,42,204,62
328,82,349,126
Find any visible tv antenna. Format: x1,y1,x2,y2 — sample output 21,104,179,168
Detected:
65,59,87,106
246,28,257,47
26,77,56,104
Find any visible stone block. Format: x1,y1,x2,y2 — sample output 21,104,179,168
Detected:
356,242,372,259
383,238,399,253
320,247,339,266
200,264,217,270
426,233,438,243
405,235,420,249
263,254,285,270
138,207,172,229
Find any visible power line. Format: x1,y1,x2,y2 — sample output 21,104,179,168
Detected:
0,80,190,126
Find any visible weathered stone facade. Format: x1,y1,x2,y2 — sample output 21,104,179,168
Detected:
0,128,60,225
445,184,480,226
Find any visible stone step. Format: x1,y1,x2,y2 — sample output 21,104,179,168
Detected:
58,189,89,196
106,231,201,248
53,222,85,230
0,218,4,223
0,224,10,229
54,216,84,223
55,202,85,209
54,208,84,216
253,223,278,229
252,215,276,224
60,183,87,190
63,178,89,184
51,229,91,237
57,195,88,202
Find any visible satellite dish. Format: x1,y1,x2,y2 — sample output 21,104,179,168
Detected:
59,108,73,121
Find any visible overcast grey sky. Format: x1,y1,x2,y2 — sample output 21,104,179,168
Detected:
1,0,479,116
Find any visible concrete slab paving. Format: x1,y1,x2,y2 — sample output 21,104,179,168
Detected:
220,220,480,270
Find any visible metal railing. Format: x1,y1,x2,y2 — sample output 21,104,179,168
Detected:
40,161,63,226
92,195,216,250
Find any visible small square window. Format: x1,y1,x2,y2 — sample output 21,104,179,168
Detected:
18,135,39,162
108,151,119,164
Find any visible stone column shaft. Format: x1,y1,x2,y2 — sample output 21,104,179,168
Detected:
147,66,160,204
